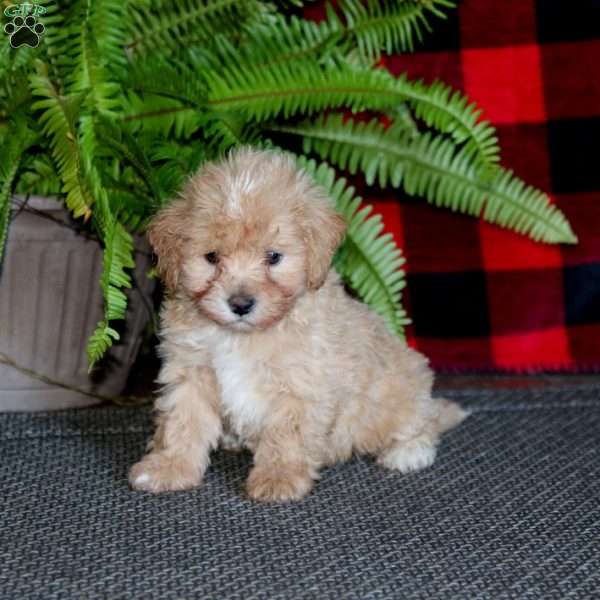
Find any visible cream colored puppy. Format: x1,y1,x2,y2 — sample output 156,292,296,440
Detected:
129,148,467,502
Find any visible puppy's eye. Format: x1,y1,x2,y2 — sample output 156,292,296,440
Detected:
204,251,219,265
266,250,283,266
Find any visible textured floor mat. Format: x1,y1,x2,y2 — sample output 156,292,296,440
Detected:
1,387,599,599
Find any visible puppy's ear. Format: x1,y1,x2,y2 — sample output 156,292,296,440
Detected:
147,198,189,290
302,196,346,290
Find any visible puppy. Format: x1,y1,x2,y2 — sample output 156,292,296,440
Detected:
129,148,468,502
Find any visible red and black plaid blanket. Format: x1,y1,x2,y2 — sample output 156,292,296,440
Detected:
350,0,600,373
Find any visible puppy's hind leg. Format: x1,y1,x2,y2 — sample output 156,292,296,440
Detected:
377,396,468,474
377,431,438,474
129,366,222,493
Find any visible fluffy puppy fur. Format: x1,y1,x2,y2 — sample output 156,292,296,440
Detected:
129,148,468,502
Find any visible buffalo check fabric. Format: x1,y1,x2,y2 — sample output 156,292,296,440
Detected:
350,0,600,372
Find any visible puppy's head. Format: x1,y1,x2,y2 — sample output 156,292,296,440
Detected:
148,148,346,331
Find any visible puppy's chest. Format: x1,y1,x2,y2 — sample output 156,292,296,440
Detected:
210,340,269,436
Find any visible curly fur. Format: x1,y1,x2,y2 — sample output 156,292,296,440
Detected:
130,148,468,502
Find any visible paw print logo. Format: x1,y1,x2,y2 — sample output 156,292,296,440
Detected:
4,15,45,48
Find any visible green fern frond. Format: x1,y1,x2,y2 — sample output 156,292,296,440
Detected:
206,60,398,120
0,117,36,263
16,155,62,196
98,219,134,322
125,57,208,106
121,139,210,207
402,77,499,164
338,0,455,61
0,39,36,120
0,74,32,122
127,38,494,166
219,0,452,71
58,2,121,117
32,0,69,84
0,0,578,370
0,143,24,265
93,123,193,230
102,186,149,232
122,57,207,135
202,112,263,156
0,39,38,98
126,0,265,55
148,139,208,180
123,90,204,136
296,156,408,335
284,115,576,244
29,63,94,220
95,120,162,203
88,0,129,78
86,320,121,367
87,188,135,368
124,55,402,125
60,2,96,94
207,14,345,70
206,55,496,163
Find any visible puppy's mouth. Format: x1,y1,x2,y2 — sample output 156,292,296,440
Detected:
229,317,255,331
202,311,257,332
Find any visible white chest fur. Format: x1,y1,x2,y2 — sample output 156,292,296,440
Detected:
210,336,269,437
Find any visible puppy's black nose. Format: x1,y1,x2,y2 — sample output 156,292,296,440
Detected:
228,294,256,316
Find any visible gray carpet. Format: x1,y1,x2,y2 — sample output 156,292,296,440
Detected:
1,387,599,599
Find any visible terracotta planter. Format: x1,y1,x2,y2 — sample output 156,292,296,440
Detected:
0,197,154,411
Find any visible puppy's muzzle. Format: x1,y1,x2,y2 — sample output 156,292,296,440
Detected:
228,294,256,317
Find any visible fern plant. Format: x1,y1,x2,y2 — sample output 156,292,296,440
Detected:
0,0,577,370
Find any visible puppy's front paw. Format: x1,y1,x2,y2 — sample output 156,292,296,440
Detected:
246,465,313,503
129,453,201,493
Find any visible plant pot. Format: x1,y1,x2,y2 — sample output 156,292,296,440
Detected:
0,196,155,411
